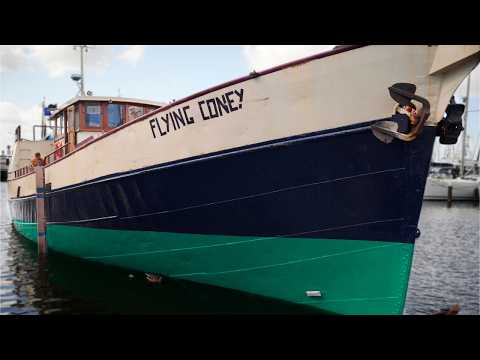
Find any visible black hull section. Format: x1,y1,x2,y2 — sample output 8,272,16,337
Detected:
18,121,435,244
9,195,36,223
11,121,436,244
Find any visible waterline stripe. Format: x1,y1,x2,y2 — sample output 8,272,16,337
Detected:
83,218,404,260
170,243,403,278
47,215,118,225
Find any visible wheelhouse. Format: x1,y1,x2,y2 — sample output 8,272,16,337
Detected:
7,96,164,181
45,96,164,164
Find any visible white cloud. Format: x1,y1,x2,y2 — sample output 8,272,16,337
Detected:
29,45,115,78
0,45,31,73
455,63,480,102
0,45,117,78
0,101,42,151
242,45,335,71
118,45,145,67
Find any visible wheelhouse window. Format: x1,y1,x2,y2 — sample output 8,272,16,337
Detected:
85,103,102,128
55,112,64,138
127,105,144,122
74,104,80,131
107,103,124,128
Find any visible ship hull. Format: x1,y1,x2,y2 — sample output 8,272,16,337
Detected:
10,122,437,314
10,45,480,314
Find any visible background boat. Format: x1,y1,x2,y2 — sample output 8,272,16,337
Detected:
424,72,480,202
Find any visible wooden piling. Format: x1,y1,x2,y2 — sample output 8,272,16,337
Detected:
447,185,452,208
35,165,47,255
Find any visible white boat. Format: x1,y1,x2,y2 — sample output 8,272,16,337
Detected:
424,72,480,202
424,175,479,200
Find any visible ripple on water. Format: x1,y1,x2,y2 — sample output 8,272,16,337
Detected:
404,201,479,315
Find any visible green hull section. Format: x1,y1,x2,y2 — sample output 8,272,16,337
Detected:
13,220,414,315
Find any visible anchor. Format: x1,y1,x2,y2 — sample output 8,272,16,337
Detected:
372,83,431,143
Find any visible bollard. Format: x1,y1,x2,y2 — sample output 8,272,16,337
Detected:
447,186,452,208
35,165,47,255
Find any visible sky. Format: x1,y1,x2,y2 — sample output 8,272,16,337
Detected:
0,45,479,159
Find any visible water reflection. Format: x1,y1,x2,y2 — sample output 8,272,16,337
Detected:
1,222,325,314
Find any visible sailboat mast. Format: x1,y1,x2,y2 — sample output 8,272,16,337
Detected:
41,97,46,139
461,74,471,178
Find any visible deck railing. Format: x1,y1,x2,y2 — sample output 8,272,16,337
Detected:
8,164,35,180
8,143,70,180
44,143,69,165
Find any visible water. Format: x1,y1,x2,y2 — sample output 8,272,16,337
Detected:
1,182,479,315
404,201,479,315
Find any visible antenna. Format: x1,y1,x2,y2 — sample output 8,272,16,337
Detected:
460,74,471,178
41,97,46,138
72,45,95,96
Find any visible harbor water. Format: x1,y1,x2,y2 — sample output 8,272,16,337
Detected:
1,182,478,315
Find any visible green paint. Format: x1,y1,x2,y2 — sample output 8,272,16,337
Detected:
13,221,38,243
13,220,414,315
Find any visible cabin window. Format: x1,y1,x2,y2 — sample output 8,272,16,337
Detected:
55,112,65,138
74,104,80,131
107,103,124,128
127,105,144,122
85,103,102,128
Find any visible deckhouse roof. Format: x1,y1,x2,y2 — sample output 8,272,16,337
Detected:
50,96,166,117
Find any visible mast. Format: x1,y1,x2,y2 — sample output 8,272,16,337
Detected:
461,74,471,178
41,97,46,138
73,45,94,96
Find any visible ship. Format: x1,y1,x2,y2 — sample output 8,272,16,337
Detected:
424,164,479,201
424,74,480,202
7,45,480,315
1,145,12,181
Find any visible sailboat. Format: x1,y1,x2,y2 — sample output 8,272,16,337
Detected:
424,74,480,201
6,45,480,314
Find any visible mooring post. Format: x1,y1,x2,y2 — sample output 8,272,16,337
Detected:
35,165,47,255
447,185,453,208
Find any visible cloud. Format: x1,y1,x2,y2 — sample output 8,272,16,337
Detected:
0,101,42,151
118,45,145,66
455,63,480,103
0,45,31,73
0,45,118,78
242,45,335,71
29,45,115,78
